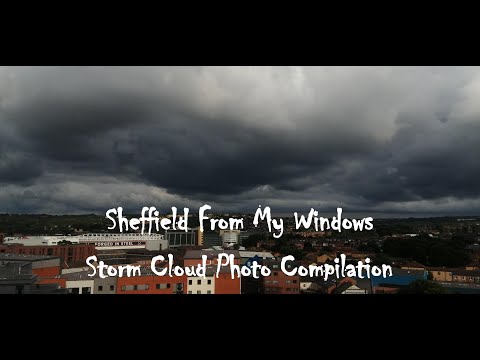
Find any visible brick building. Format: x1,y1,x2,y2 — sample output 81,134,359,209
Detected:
0,243,96,268
117,268,187,294
184,250,241,294
262,258,300,294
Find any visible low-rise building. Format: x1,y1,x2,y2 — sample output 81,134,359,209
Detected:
428,267,454,282
187,267,215,294
0,243,96,268
262,258,300,294
372,268,427,294
451,270,480,284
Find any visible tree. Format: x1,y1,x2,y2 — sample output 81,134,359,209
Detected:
358,240,381,253
382,235,470,267
242,233,267,248
399,280,447,294
372,253,393,266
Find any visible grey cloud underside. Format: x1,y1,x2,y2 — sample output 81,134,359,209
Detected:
0,66,480,215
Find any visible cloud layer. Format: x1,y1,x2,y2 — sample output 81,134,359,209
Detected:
1,66,479,216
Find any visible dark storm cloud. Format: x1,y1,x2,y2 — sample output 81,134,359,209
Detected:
0,66,480,215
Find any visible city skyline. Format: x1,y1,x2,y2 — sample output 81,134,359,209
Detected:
0,66,479,216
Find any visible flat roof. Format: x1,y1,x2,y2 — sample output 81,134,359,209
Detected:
238,251,275,259
184,250,241,259
0,253,60,262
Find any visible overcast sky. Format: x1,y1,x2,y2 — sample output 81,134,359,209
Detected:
0,66,479,216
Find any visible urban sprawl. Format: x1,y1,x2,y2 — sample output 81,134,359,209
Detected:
0,213,479,294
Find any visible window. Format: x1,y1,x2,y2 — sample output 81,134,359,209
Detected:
293,288,298,292
167,283,171,288
121,285,126,291
98,286,103,292
207,290,211,294
286,288,291,292
70,288,80,294
110,285,115,291
207,279,212,285
133,285,138,291
82,287,91,294
286,264,292,269
197,291,201,294
197,279,201,285
273,272,278,276
188,280,192,285
438,272,441,275
272,264,279,269
156,284,169,290
265,280,272,284
286,280,292,284
145,285,149,290
293,280,297,284
188,291,192,294
272,280,279,285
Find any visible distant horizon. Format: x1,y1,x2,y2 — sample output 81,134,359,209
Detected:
1,211,479,220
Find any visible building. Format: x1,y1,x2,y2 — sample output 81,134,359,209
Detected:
333,283,367,294
400,260,426,271
372,268,427,294
262,258,300,294
451,270,480,284
239,230,259,245
240,255,263,294
183,250,241,294
0,243,96,268
187,267,215,294
61,271,95,294
238,251,274,265
3,233,167,251
93,276,118,294
0,254,65,294
0,261,37,294
0,253,61,278
300,276,355,294
203,231,222,247
196,227,204,246
220,230,240,247
428,268,454,282
215,270,241,294
117,268,187,294
183,249,241,267
165,229,197,248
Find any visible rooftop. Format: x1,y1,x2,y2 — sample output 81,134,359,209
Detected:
0,253,60,262
452,270,480,277
184,250,240,259
238,251,274,259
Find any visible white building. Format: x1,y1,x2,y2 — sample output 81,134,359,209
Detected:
342,285,368,294
186,266,216,294
220,230,240,247
4,233,168,251
63,271,95,294
187,275,215,294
